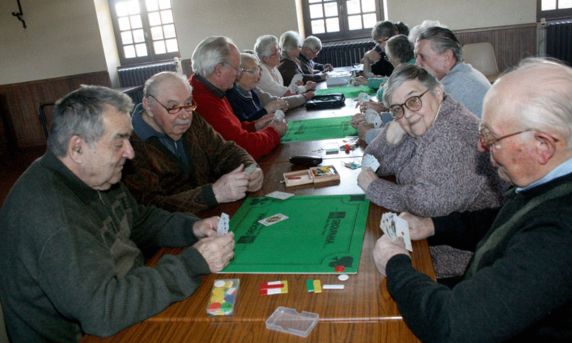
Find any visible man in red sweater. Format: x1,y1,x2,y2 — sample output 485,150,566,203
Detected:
190,36,288,160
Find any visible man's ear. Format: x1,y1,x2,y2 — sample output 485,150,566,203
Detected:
533,132,557,165
142,96,153,117
67,135,85,163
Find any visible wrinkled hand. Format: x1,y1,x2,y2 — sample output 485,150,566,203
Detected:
212,164,249,203
399,212,435,241
247,167,263,192
357,168,378,192
192,216,219,238
269,119,288,136
254,113,274,131
305,81,317,90
385,121,407,145
193,233,235,272
351,112,366,128
365,101,387,113
323,63,334,72
265,99,289,113
303,91,315,100
364,49,381,64
353,76,369,86
373,235,409,277
358,122,374,141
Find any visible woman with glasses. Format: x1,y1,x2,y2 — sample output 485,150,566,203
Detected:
358,64,506,280
254,34,315,103
358,63,505,216
226,53,299,122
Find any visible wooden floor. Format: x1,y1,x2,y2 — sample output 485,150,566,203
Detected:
0,146,45,206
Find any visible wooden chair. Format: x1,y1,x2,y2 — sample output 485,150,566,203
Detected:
38,102,55,139
462,42,500,83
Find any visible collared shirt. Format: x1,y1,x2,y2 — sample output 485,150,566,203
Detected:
517,157,572,192
194,73,225,98
131,103,190,173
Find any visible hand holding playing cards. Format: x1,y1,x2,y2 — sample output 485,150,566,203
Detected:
357,168,379,192
213,164,249,203
192,216,220,238
351,113,366,128
193,233,235,272
373,235,409,277
268,119,288,136
399,212,435,240
254,113,274,131
247,166,263,192
265,98,288,113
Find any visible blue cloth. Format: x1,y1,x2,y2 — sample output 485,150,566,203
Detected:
131,103,190,173
517,157,572,192
226,85,267,121
441,62,490,118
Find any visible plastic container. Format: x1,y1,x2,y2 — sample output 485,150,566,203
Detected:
265,306,319,337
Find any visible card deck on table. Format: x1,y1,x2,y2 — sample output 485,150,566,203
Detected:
265,191,295,200
258,213,289,226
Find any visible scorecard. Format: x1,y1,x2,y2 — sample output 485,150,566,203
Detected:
222,194,369,274
281,115,357,143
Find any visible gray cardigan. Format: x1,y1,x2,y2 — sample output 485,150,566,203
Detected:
364,95,505,217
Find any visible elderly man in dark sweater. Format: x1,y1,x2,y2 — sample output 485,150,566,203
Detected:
0,86,235,342
374,58,572,342
123,71,263,214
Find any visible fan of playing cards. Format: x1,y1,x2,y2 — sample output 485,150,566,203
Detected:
361,154,380,172
380,212,412,251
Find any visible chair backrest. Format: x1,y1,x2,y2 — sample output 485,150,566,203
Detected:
462,42,499,82
38,102,55,139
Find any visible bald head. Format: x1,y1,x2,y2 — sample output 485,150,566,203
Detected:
144,71,191,98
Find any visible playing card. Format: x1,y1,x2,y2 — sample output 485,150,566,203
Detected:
244,164,257,176
217,213,230,235
265,191,295,200
274,110,285,122
361,154,380,171
394,215,413,252
357,92,370,104
364,108,379,123
380,212,397,239
258,213,289,226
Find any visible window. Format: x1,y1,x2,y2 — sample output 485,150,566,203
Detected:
538,0,572,20
110,0,180,65
301,0,383,42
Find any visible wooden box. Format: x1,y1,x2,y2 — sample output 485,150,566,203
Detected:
283,165,340,187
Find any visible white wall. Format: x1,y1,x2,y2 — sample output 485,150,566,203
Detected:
0,0,537,86
0,0,107,85
386,0,536,30
172,0,299,58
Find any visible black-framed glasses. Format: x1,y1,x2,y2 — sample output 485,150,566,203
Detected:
389,89,430,120
148,94,197,115
478,125,534,151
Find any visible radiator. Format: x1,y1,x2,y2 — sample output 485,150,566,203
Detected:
117,60,179,88
315,39,374,67
545,20,572,66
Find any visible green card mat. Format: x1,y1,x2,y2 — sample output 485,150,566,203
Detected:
281,115,357,143
315,85,376,99
222,194,370,274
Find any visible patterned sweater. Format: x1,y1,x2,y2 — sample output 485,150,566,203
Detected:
123,106,255,214
365,95,505,217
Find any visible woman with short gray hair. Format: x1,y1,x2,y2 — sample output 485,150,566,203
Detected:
277,31,322,87
299,35,333,76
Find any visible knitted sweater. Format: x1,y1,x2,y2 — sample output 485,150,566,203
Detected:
123,105,255,213
299,53,326,74
387,173,572,342
441,62,491,118
257,63,288,97
190,74,281,160
365,96,505,217
0,152,210,342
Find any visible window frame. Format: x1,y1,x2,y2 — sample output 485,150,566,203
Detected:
537,0,572,21
109,0,181,66
301,0,383,42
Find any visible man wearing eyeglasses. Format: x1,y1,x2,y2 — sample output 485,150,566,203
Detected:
190,36,288,161
123,71,263,214
373,58,572,342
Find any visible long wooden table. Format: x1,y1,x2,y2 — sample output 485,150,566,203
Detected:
82,89,434,343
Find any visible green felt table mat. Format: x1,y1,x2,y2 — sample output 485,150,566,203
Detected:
221,194,370,274
281,115,357,143
315,85,376,98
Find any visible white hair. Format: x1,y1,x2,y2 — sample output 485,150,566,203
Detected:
254,35,279,59
143,71,191,98
279,31,302,58
408,20,446,43
303,35,322,51
191,36,236,77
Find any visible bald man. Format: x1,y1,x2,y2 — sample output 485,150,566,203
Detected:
374,58,572,342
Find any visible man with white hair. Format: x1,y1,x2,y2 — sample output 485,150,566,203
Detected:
123,71,263,214
373,58,572,342
190,36,287,160
415,26,490,117
299,35,333,76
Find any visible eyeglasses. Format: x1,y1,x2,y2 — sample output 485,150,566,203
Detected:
478,125,534,151
148,94,197,115
240,66,261,74
389,89,430,120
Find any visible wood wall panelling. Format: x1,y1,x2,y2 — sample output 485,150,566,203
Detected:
0,71,111,149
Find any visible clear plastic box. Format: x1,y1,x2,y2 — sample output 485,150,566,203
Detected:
265,306,319,337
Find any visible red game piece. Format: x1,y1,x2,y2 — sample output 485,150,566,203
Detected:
335,265,345,272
